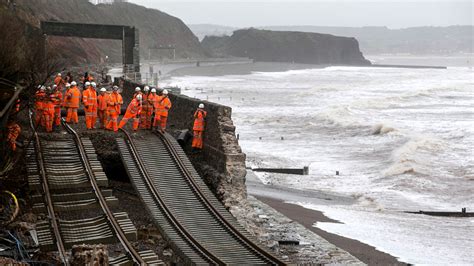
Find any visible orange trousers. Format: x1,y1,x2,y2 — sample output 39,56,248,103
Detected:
54,107,61,126
106,112,119,132
43,111,54,132
118,116,139,131
66,108,79,124
85,106,97,129
192,130,204,149
153,115,167,130
98,110,107,128
140,111,152,129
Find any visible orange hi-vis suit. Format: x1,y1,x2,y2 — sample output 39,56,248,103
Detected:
51,89,63,126
43,95,56,132
6,122,21,151
140,93,152,129
153,95,172,130
192,108,207,149
97,92,108,128
118,98,142,131
106,92,123,132
35,90,46,126
83,86,98,129
54,76,64,90
65,86,81,124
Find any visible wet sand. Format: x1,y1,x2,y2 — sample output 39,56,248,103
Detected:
256,196,406,265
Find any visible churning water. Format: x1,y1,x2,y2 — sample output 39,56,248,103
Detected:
162,59,474,264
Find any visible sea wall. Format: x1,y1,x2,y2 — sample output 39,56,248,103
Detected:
118,78,247,206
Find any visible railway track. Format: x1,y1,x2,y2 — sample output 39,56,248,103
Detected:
26,115,161,265
117,129,286,265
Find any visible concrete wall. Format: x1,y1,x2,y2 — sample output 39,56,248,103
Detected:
118,78,247,206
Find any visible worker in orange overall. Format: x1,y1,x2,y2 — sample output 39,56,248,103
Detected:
6,119,21,151
140,86,150,129
83,82,98,129
153,89,171,133
43,89,56,132
97,88,108,129
54,73,64,90
192,103,207,150
118,94,142,131
65,81,81,124
34,86,46,127
133,87,142,99
51,85,63,127
106,86,123,132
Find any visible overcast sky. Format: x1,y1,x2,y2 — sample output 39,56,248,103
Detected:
128,0,473,28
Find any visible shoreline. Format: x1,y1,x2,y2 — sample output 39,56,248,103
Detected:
255,196,405,265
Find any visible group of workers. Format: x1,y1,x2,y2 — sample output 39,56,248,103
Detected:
34,73,207,150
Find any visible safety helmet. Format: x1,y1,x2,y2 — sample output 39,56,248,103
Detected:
91,82,97,87
112,85,119,91
57,73,61,77
162,89,168,95
52,84,57,89
136,94,143,100
37,85,42,89
135,87,141,92
85,81,91,87
40,86,46,91
100,88,106,92
199,103,204,109
151,88,156,93
65,83,71,87
46,86,52,91
71,81,77,86
144,86,150,92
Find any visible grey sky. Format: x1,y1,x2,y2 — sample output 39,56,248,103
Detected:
128,0,473,28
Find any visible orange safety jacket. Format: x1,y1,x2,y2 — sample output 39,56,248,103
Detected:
44,96,55,115
7,123,21,150
155,96,172,117
54,76,64,87
83,88,98,108
51,90,62,107
124,98,142,118
35,91,46,110
97,94,107,111
107,92,123,114
66,86,81,108
193,109,207,131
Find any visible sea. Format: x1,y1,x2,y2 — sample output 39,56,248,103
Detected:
161,55,474,264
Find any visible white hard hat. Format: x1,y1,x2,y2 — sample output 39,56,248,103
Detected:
100,88,106,92
91,82,97,87
65,83,71,87
71,81,77,86
144,86,150,92
40,86,46,91
135,87,141,92
136,94,143,100
151,88,156,93
46,86,52,91
162,89,168,95
112,85,119,91
52,84,57,89
85,81,91,86
57,73,61,77
37,85,42,89
199,103,204,109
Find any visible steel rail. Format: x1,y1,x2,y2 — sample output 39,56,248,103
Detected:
156,131,286,265
29,110,68,265
119,128,222,265
63,120,146,265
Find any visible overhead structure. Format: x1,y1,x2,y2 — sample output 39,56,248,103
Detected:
41,21,140,73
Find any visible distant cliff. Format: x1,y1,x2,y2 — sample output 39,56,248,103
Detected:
201,28,370,65
13,0,206,64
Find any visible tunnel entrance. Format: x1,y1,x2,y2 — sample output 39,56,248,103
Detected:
40,21,140,74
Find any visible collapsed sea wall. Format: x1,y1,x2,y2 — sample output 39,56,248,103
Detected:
118,78,247,206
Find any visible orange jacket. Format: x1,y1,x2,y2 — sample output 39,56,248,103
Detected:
43,96,55,115
35,91,46,110
107,92,123,114
97,93,107,111
193,109,207,131
123,98,142,119
7,123,21,150
54,76,64,87
83,88,98,108
51,90,62,108
155,96,171,117
66,86,81,108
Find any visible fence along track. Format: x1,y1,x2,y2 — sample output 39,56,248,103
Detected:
118,129,286,265
27,112,161,265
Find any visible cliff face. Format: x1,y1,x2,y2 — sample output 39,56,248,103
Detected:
13,0,206,64
202,28,370,65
